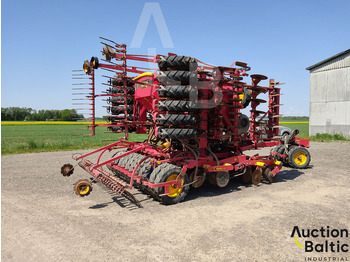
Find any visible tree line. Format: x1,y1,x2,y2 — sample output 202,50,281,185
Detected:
1,107,84,121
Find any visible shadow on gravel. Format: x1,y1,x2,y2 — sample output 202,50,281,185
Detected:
185,180,242,201
89,190,145,210
274,169,304,183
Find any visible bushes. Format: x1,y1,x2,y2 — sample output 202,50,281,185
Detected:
1,107,83,121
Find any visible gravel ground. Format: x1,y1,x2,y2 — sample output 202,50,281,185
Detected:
2,142,350,262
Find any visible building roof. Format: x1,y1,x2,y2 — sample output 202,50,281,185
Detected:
306,49,350,70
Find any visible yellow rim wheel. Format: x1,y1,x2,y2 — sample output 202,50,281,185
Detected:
166,174,183,198
239,93,244,104
294,151,307,166
76,182,91,196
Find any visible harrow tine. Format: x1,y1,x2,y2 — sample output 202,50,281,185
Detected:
99,36,117,44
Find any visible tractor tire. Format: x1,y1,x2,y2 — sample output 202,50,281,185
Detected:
111,78,135,87
238,114,250,134
157,100,198,112
157,114,198,126
109,96,133,104
109,106,133,115
276,145,287,163
288,146,311,169
158,55,198,71
241,87,252,108
157,128,198,139
150,163,189,205
111,148,128,166
157,85,196,98
108,86,135,95
107,115,133,122
157,71,197,85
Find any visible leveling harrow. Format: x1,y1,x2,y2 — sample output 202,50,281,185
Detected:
61,37,311,205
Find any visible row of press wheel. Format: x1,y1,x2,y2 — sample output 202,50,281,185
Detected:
156,56,200,140
108,148,189,205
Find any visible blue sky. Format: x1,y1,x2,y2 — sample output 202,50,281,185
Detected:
2,0,350,117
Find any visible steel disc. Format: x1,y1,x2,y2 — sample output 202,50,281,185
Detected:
61,163,74,177
216,171,230,188
242,166,252,184
252,167,262,185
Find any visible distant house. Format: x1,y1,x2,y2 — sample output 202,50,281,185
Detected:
306,49,350,138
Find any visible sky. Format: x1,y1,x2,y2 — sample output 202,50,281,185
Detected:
2,0,350,117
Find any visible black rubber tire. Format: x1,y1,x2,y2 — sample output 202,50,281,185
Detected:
157,114,197,126
90,57,99,69
108,96,133,104
150,163,189,205
157,100,198,112
109,106,133,114
108,86,135,95
242,87,252,108
238,114,250,134
288,146,311,169
157,128,198,139
157,85,196,98
108,126,136,132
276,145,287,164
111,78,135,87
158,55,198,71
157,71,197,85
107,115,133,122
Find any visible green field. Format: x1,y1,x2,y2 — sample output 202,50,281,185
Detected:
1,124,147,155
2,121,347,155
280,122,309,138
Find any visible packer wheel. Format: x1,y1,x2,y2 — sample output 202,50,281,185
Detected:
151,163,189,205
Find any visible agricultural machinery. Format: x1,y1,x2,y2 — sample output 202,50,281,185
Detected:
61,37,311,205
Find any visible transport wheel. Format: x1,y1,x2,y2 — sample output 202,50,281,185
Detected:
157,100,198,112
158,55,198,71
238,114,250,134
157,85,196,98
276,145,286,163
157,128,198,139
151,163,189,205
157,114,198,126
157,71,197,85
239,87,252,108
74,179,92,197
288,147,311,169
90,56,99,69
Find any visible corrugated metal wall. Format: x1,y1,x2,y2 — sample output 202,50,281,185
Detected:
309,52,350,73
309,52,350,138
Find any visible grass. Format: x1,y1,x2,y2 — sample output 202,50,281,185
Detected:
309,133,349,142
280,122,309,138
2,121,348,155
1,124,147,155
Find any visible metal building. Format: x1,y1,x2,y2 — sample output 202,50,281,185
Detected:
306,49,350,138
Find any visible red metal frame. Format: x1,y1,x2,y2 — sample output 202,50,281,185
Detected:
69,38,310,200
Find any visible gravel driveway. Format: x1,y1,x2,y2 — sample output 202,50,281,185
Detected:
2,142,350,261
